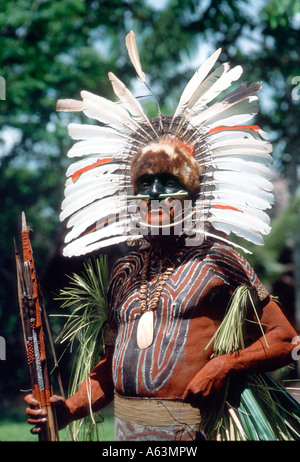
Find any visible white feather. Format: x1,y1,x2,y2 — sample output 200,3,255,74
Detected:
64,174,120,196
208,207,270,245
209,113,258,130
64,216,134,255
56,99,83,112
190,95,258,130
197,140,273,166
207,131,257,143
192,83,260,136
207,137,272,154
211,220,265,245
198,153,273,171
125,31,146,82
64,196,128,239
172,48,222,119
81,90,140,134
189,64,244,115
108,72,153,127
67,123,134,143
67,139,126,158
210,158,273,179
208,184,274,209
203,230,252,254
65,214,130,248
205,127,263,144
61,183,121,221
63,233,131,257
213,170,273,192
65,158,122,178
203,201,271,224
193,126,269,157
220,81,261,103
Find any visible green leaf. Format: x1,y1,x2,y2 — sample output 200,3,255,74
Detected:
55,254,109,441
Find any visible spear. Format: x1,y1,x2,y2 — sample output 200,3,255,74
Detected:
15,212,59,441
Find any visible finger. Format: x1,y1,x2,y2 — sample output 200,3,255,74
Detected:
27,415,47,426
49,395,66,406
24,394,39,408
26,407,47,418
30,426,42,435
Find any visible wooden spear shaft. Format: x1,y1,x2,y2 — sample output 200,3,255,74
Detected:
16,212,59,441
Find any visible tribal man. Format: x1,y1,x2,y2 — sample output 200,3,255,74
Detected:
25,32,299,441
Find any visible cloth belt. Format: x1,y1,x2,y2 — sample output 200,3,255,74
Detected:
114,392,201,427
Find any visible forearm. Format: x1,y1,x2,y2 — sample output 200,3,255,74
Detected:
66,346,115,422
183,300,299,404
226,300,298,376
223,331,296,378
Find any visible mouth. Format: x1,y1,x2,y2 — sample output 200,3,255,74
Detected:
145,199,177,228
129,192,191,232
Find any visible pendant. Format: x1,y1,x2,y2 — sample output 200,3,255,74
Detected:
137,311,154,349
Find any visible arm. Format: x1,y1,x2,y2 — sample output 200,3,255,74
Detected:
183,298,299,405
63,345,115,425
25,345,115,432
26,257,120,434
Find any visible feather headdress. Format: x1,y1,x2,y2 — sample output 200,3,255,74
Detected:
57,31,274,257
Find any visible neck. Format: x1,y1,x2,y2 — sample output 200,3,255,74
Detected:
151,235,184,259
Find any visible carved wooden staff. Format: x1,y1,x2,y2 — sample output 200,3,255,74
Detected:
15,212,59,441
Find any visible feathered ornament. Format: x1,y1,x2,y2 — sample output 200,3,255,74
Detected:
57,31,274,257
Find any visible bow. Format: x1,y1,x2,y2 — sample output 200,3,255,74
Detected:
15,212,59,441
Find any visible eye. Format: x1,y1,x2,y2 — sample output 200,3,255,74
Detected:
166,179,176,187
140,180,150,190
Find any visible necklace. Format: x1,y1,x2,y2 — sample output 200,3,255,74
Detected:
137,245,185,349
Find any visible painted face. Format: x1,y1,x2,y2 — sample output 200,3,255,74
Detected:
136,172,189,234
137,172,185,198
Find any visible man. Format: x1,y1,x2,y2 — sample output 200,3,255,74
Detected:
25,142,298,441
25,32,299,440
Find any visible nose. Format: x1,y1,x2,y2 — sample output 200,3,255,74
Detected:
148,178,164,199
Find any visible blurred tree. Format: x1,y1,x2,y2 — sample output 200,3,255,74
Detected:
1,0,299,397
0,0,143,393
255,0,300,327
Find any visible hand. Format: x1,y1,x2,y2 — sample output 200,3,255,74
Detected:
183,356,230,407
24,394,70,434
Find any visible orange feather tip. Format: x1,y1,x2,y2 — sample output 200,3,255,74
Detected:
71,158,114,182
213,204,243,212
209,125,261,134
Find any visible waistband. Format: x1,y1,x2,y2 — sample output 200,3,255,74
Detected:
114,392,201,427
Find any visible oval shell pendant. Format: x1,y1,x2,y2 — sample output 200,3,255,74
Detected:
137,311,154,349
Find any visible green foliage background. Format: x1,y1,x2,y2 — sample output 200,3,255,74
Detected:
0,0,299,408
